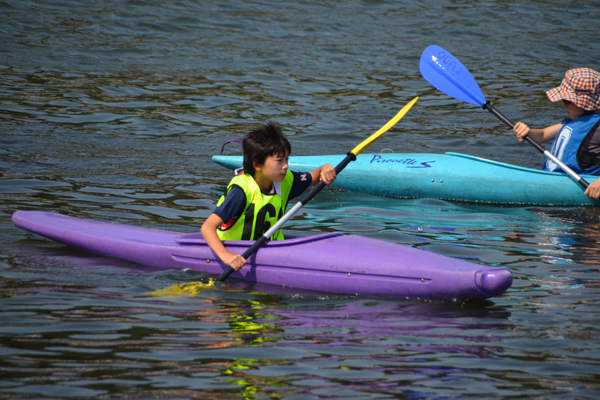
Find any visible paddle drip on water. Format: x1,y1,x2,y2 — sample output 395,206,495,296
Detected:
148,278,217,297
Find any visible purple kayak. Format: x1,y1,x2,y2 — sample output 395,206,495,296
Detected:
12,211,512,301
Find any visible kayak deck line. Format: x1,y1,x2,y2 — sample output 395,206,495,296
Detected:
171,253,434,283
12,210,512,301
445,152,562,175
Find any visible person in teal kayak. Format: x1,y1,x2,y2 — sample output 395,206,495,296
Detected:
513,68,600,199
201,121,337,271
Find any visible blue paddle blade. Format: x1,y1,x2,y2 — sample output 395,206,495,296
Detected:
419,45,487,106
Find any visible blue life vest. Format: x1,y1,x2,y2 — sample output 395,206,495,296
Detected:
543,114,600,175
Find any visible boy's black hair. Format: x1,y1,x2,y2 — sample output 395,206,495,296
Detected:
243,121,292,175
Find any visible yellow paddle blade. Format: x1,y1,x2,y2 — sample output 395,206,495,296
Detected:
350,97,418,156
147,278,216,297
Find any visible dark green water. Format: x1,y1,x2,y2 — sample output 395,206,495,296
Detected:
1,1,600,398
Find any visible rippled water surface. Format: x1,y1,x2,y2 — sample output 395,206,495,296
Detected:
2,1,600,398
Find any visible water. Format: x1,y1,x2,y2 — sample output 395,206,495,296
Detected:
2,0,600,398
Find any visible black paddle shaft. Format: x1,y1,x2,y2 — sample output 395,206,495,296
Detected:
482,101,547,153
483,101,589,189
298,152,357,205
216,152,357,282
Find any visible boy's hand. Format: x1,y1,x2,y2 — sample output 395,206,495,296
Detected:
221,251,246,271
320,163,337,186
585,178,600,200
201,214,247,271
513,122,530,142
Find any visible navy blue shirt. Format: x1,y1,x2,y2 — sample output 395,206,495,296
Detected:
214,171,313,226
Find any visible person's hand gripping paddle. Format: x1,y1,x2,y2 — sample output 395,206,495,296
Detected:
217,97,419,282
419,45,589,189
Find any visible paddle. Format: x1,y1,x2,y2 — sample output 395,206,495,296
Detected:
419,45,590,189
217,97,419,282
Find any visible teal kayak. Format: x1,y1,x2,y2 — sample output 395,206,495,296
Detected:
212,152,600,206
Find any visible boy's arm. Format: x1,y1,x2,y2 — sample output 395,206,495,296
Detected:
201,214,246,271
309,163,337,186
513,122,562,144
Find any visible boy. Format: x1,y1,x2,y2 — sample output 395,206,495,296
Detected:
201,121,336,271
513,68,600,199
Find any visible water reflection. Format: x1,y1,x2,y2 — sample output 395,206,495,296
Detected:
2,239,516,397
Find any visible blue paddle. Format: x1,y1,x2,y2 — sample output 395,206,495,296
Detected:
419,45,589,189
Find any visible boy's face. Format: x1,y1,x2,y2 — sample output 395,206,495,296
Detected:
563,100,586,120
254,152,289,183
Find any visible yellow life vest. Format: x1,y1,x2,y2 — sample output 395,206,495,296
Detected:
216,171,294,241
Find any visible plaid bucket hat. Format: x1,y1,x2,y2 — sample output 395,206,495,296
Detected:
546,68,600,111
